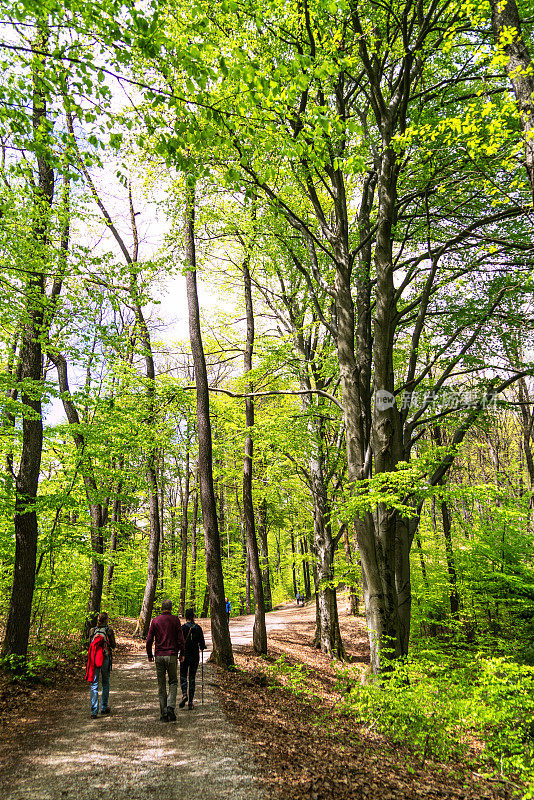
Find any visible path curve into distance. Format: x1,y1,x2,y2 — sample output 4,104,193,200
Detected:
0,602,315,800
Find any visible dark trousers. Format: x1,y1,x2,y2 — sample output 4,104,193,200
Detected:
180,655,199,701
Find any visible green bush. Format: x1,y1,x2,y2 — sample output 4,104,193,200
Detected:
336,654,469,763
268,654,312,698
469,658,534,788
336,650,534,796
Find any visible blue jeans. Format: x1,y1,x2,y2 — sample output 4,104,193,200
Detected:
90,655,110,715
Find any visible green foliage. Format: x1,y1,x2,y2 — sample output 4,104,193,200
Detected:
268,654,314,699
470,659,534,787
337,649,534,792
337,654,469,763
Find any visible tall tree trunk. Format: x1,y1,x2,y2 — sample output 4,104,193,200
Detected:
257,498,272,612
342,526,359,615
290,527,298,598
242,254,267,654
336,155,405,672
200,584,210,618
189,481,199,612
184,174,233,666
179,444,190,616
2,26,54,664
301,531,311,598
48,351,107,636
489,0,534,195
278,277,345,653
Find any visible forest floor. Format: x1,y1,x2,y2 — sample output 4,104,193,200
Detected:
0,603,522,800
216,601,521,800
0,619,266,800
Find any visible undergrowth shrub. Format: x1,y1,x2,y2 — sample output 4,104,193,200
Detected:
335,651,534,797
336,653,469,764
469,658,534,793
268,654,312,698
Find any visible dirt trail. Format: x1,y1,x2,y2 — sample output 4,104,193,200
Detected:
0,605,313,800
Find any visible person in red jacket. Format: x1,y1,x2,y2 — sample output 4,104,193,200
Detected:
146,599,185,721
85,612,116,719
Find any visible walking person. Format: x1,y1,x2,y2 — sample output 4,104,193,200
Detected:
146,599,185,722
86,612,116,719
179,608,206,710
225,597,231,623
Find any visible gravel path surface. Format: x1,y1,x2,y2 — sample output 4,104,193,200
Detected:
0,609,299,800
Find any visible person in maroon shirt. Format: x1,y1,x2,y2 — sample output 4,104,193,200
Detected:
146,599,185,721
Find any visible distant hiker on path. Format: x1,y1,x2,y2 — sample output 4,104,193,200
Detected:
146,599,185,722
86,612,116,719
225,597,231,622
179,608,206,710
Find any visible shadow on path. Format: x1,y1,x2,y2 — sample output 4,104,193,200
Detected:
1,602,315,800
0,609,292,800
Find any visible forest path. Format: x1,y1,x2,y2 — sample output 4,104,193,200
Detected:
0,603,314,800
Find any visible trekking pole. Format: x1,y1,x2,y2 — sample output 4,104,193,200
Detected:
201,648,204,705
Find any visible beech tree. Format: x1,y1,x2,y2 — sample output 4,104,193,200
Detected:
145,0,534,671
1,0,533,694
184,174,233,666
2,23,65,661
241,236,267,654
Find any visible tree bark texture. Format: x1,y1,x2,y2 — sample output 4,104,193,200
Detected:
179,445,190,616
242,255,267,654
489,0,534,195
48,351,107,635
2,31,55,662
184,175,233,666
257,499,272,612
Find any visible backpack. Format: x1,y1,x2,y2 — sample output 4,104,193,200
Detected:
91,626,110,667
85,626,110,681
184,622,200,651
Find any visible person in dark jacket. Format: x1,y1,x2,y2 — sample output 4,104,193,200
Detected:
179,608,206,710
88,612,116,719
146,599,185,721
